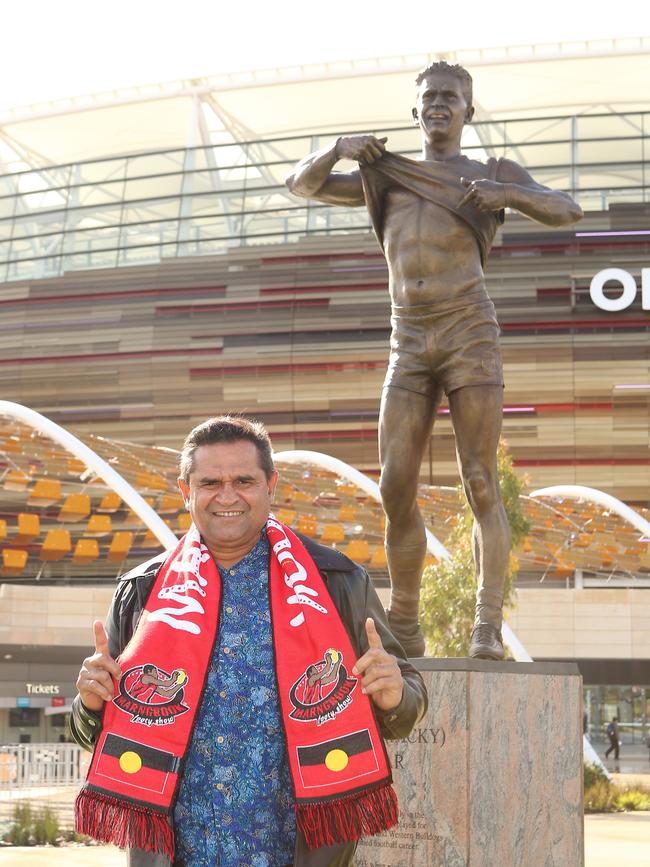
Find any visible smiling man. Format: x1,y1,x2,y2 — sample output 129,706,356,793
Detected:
286,61,583,660
71,415,427,867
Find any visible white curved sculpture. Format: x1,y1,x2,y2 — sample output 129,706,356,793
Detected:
0,401,178,548
531,484,650,538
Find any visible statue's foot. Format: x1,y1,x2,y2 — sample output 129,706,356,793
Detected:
469,623,504,660
387,609,426,658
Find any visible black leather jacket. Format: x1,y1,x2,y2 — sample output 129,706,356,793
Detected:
70,534,427,866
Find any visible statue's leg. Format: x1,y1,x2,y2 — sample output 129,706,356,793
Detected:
448,384,510,659
379,384,439,657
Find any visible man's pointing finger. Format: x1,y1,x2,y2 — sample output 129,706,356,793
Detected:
365,617,383,650
93,619,109,653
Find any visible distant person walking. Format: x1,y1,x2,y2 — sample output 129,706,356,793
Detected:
605,717,620,760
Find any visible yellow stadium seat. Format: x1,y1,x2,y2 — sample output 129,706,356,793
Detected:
107,531,133,562
73,538,100,565
345,539,370,563
98,492,122,512
320,523,345,544
2,549,28,575
297,515,317,537
40,529,71,561
86,515,112,537
14,513,40,545
58,493,91,522
3,469,30,492
28,478,61,506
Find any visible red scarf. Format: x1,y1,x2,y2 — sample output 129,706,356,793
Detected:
75,518,398,858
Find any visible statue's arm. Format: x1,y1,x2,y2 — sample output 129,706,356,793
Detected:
286,135,387,207
497,158,583,226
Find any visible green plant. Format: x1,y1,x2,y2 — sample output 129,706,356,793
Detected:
3,803,61,846
583,762,609,789
614,787,650,811
420,440,530,657
584,779,616,813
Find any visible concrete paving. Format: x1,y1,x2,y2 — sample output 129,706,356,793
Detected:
0,815,649,866
584,810,650,867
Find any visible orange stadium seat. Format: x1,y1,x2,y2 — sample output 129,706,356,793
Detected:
3,469,30,492
73,538,100,565
98,492,122,512
159,493,184,514
14,513,40,545
28,478,61,507
274,508,296,526
369,546,387,568
297,515,317,537
40,529,71,561
1,438,22,453
58,493,91,522
338,505,357,522
107,532,133,562
2,549,28,575
345,539,369,563
320,523,345,544
177,513,192,532
86,515,112,537
0,519,6,542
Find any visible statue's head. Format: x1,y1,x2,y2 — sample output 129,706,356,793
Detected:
412,61,475,141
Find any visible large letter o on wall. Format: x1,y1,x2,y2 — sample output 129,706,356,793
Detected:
589,268,637,312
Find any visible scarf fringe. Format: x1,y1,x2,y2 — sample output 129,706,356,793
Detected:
296,783,398,849
75,787,175,858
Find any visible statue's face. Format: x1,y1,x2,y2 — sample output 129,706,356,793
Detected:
414,72,474,144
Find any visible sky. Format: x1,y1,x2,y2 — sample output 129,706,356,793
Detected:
0,0,646,110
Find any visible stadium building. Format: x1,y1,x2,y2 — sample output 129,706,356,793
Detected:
0,39,649,748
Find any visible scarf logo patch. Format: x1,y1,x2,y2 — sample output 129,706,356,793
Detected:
113,663,190,727
289,648,357,725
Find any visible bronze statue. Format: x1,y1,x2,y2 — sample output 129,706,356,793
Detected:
286,61,582,659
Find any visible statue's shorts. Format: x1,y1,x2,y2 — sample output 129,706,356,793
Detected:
384,299,504,399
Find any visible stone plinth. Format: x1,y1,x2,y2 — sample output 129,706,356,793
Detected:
357,659,583,867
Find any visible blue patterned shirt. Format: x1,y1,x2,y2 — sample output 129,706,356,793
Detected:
173,533,296,866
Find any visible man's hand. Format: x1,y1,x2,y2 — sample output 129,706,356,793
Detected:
458,177,508,212
352,618,404,711
335,135,388,165
76,620,122,712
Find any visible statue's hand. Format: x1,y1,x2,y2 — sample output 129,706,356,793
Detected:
459,177,508,212
335,135,388,165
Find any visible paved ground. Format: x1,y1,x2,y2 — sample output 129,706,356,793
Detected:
1,814,649,866
584,810,650,867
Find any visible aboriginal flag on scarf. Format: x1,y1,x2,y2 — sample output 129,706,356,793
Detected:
75,520,397,859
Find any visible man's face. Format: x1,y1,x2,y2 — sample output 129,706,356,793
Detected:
177,439,277,559
414,72,474,146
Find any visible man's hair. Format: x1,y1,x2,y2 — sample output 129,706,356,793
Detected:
415,60,473,106
179,415,275,482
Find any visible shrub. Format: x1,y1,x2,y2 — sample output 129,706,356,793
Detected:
614,788,650,811
584,762,609,789
584,779,616,812
3,803,61,846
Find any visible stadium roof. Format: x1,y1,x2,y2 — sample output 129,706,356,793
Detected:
0,37,648,168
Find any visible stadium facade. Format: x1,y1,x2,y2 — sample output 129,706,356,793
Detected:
0,39,649,747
